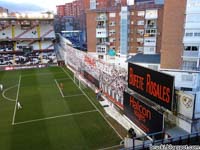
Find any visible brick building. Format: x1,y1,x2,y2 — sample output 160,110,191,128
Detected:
56,0,84,17
86,0,163,67
160,0,200,71
56,5,65,17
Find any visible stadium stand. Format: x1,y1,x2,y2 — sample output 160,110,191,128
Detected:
0,13,57,67
58,35,127,108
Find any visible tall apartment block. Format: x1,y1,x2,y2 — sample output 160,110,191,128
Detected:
159,0,200,133
86,0,163,66
161,0,200,71
56,0,83,17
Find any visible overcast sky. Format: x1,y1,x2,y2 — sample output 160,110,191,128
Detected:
0,0,74,13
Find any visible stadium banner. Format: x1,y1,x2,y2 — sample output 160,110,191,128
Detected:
123,91,163,134
83,70,99,88
84,55,96,67
128,63,174,111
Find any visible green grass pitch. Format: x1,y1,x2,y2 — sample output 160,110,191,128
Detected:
0,66,122,150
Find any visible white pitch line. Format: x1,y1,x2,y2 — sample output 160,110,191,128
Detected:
12,75,21,125
14,110,97,125
61,67,123,140
2,84,18,102
54,79,64,98
64,94,84,98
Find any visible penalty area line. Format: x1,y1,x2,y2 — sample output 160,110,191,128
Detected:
13,110,98,125
61,67,123,140
54,79,64,98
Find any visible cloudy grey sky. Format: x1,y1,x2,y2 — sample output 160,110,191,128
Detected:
0,0,73,13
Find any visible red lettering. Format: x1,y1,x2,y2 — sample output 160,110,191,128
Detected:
146,74,170,104
129,67,144,91
129,96,151,121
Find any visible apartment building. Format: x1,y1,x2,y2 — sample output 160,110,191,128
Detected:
86,1,163,66
56,0,83,17
56,5,65,17
161,0,200,71
159,0,200,133
84,0,127,10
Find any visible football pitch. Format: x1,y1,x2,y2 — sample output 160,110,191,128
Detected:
0,66,122,150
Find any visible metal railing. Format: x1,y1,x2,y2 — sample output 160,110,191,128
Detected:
130,131,200,150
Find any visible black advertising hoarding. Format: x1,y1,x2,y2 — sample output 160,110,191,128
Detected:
128,63,174,111
124,92,163,134
83,71,99,88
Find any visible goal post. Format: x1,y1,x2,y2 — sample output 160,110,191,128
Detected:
73,72,87,90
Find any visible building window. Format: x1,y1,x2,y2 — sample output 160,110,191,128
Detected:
184,46,199,51
137,47,143,52
109,21,116,26
181,74,193,82
109,30,116,34
137,29,144,35
98,55,104,59
144,39,156,44
182,61,197,70
131,12,134,15
137,11,145,17
109,38,116,42
145,29,156,37
185,32,193,36
137,38,144,43
194,32,200,36
146,20,157,28
109,13,116,17
137,20,144,25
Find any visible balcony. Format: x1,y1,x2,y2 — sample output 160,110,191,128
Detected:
96,28,108,38
96,25,106,29
144,37,156,46
182,66,200,71
185,22,200,29
183,51,200,58
183,36,200,43
161,70,200,91
96,44,107,54
145,25,157,29
96,16,107,21
144,28,157,37
145,20,157,29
